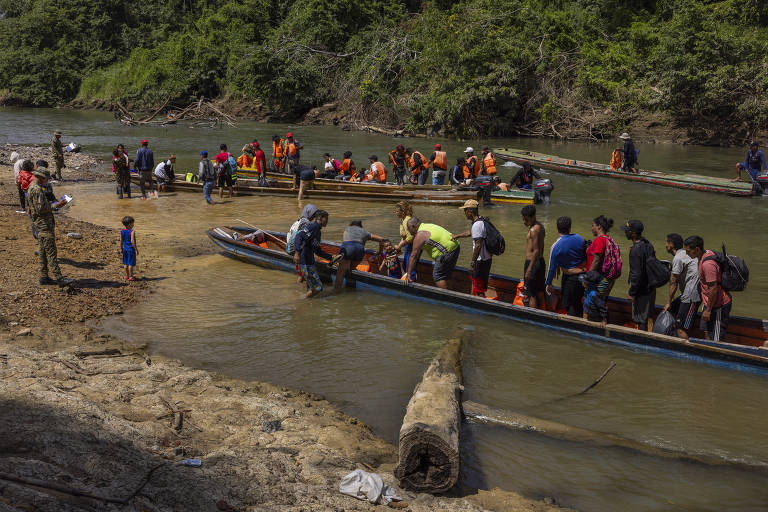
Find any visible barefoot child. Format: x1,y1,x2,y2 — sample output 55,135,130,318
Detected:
121,216,138,281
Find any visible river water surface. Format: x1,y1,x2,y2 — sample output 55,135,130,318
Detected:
3,108,768,511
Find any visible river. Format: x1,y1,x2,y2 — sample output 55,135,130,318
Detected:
3,107,767,511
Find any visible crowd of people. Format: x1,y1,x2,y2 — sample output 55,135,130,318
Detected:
283,199,735,343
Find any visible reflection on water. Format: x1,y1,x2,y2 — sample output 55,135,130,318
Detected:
9,108,768,512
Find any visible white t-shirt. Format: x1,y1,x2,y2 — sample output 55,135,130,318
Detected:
671,248,701,303
13,159,24,182
324,161,334,171
154,160,173,178
471,219,491,261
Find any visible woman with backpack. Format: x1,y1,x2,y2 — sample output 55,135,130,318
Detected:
585,215,622,326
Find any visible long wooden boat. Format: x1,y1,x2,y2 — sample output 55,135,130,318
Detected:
496,148,755,196
207,226,768,373
132,174,535,205
237,169,537,205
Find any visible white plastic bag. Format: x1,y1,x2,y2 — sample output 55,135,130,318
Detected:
339,469,400,505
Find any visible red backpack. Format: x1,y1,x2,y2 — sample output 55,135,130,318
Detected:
599,235,622,280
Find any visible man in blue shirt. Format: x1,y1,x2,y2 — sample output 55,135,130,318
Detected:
545,216,587,317
735,141,766,182
135,139,155,199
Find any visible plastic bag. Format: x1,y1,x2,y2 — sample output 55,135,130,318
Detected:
653,310,676,336
339,469,399,505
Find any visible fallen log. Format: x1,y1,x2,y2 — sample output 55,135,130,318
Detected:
462,401,768,471
394,337,462,493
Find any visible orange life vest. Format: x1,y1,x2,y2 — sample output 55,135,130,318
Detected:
482,152,497,175
432,150,447,170
372,161,386,182
273,140,284,158
340,158,353,176
467,155,479,177
408,151,429,175
237,154,252,169
286,140,298,157
462,163,473,179
610,149,623,171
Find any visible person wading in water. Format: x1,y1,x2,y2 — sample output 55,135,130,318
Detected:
521,204,546,309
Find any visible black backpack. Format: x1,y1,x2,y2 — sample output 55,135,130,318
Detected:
703,244,749,292
644,241,671,289
480,217,505,255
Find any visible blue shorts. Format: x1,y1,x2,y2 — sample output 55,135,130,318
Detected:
299,264,323,292
340,241,364,261
122,248,136,266
300,169,316,181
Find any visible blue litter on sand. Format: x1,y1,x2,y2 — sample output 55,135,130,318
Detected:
182,459,202,467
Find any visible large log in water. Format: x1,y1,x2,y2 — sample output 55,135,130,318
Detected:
394,337,463,493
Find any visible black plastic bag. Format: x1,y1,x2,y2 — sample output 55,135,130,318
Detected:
653,310,676,336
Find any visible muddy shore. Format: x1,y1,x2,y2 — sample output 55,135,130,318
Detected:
0,150,567,511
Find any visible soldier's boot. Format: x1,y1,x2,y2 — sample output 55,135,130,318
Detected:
39,276,56,285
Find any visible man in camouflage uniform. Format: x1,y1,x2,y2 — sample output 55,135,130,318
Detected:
51,129,65,180
27,169,72,286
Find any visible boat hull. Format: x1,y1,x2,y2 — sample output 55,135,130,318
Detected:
207,227,768,373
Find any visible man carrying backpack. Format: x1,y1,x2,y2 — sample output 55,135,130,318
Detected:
453,200,494,297
684,236,732,341
623,220,659,331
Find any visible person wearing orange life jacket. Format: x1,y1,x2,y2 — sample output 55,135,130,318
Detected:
429,143,447,185
609,148,623,171
336,151,357,181
389,145,407,185
405,147,429,185
464,147,479,179
480,146,497,176
271,135,285,173
362,156,387,183
282,132,302,174
461,157,474,183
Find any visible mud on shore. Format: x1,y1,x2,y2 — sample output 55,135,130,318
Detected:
0,149,567,512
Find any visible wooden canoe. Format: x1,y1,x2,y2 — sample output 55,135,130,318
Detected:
496,148,755,196
207,226,768,373
236,170,537,205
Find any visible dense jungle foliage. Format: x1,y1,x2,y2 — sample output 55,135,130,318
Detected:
1,0,768,141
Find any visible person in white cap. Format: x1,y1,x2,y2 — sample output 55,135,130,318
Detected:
452,199,493,297
464,147,479,178
619,132,637,174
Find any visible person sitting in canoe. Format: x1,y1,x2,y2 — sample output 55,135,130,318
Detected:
334,221,386,291
509,162,541,189
404,217,460,289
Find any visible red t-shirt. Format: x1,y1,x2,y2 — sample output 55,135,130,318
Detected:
253,149,266,173
215,152,229,166
699,250,732,308
586,235,608,270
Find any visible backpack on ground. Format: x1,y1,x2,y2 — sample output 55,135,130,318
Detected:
480,217,505,255
599,235,622,280
703,244,749,292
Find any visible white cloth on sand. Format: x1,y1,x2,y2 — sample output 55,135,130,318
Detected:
339,469,400,505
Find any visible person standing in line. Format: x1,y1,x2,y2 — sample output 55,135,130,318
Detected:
684,236,732,341
27,168,72,286
293,210,334,299
480,146,497,176
405,217,460,289
452,199,492,297
283,132,302,174
394,200,417,281
198,150,216,204
154,155,176,194
271,135,285,172
215,144,234,199
585,215,622,326
429,144,447,185
545,216,587,317
389,145,407,185
521,205,546,309
663,233,700,339
619,132,637,174
51,130,65,180
622,220,656,331
135,139,155,199
120,216,138,281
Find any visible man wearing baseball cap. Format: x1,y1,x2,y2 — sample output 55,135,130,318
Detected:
135,139,156,199
623,219,656,331
453,199,493,297
429,144,447,185
464,147,479,178
27,168,72,286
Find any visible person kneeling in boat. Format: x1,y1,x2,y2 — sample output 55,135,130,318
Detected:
404,217,460,289
293,210,337,299
509,162,541,189
362,156,387,183
334,221,385,291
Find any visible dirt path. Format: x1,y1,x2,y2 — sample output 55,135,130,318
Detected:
0,147,568,512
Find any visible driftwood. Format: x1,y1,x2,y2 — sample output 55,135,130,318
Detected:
114,97,237,127
393,337,462,493
462,401,768,471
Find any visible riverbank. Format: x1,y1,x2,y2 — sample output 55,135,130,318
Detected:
0,153,567,511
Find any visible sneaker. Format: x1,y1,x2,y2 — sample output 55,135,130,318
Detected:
39,277,56,285
56,277,74,287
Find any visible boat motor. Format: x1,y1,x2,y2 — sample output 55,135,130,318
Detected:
473,175,495,205
533,178,554,204
755,174,768,196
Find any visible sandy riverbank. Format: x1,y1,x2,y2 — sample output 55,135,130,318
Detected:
0,150,568,511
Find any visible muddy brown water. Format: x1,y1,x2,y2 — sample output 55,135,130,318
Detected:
4,108,768,511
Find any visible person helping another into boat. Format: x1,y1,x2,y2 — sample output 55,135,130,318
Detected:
429,144,447,185
521,205,546,309
404,217,460,289
394,200,418,282
663,233,701,339
333,221,385,291
545,216,587,317
509,162,541,189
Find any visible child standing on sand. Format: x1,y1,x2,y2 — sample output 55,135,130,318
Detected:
121,216,138,281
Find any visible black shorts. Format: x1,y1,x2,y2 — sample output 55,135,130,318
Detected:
340,241,364,261
631,290,656,324
700,302,732,341
218,173,233,187
673,299,700,331
433,247,460,283
471,258,492,294
560,273,584,316
523,257,546,295
300,169,315,181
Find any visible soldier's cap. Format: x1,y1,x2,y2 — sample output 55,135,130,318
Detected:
459,199,479,210
33,169,51,179
54,130,62,135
